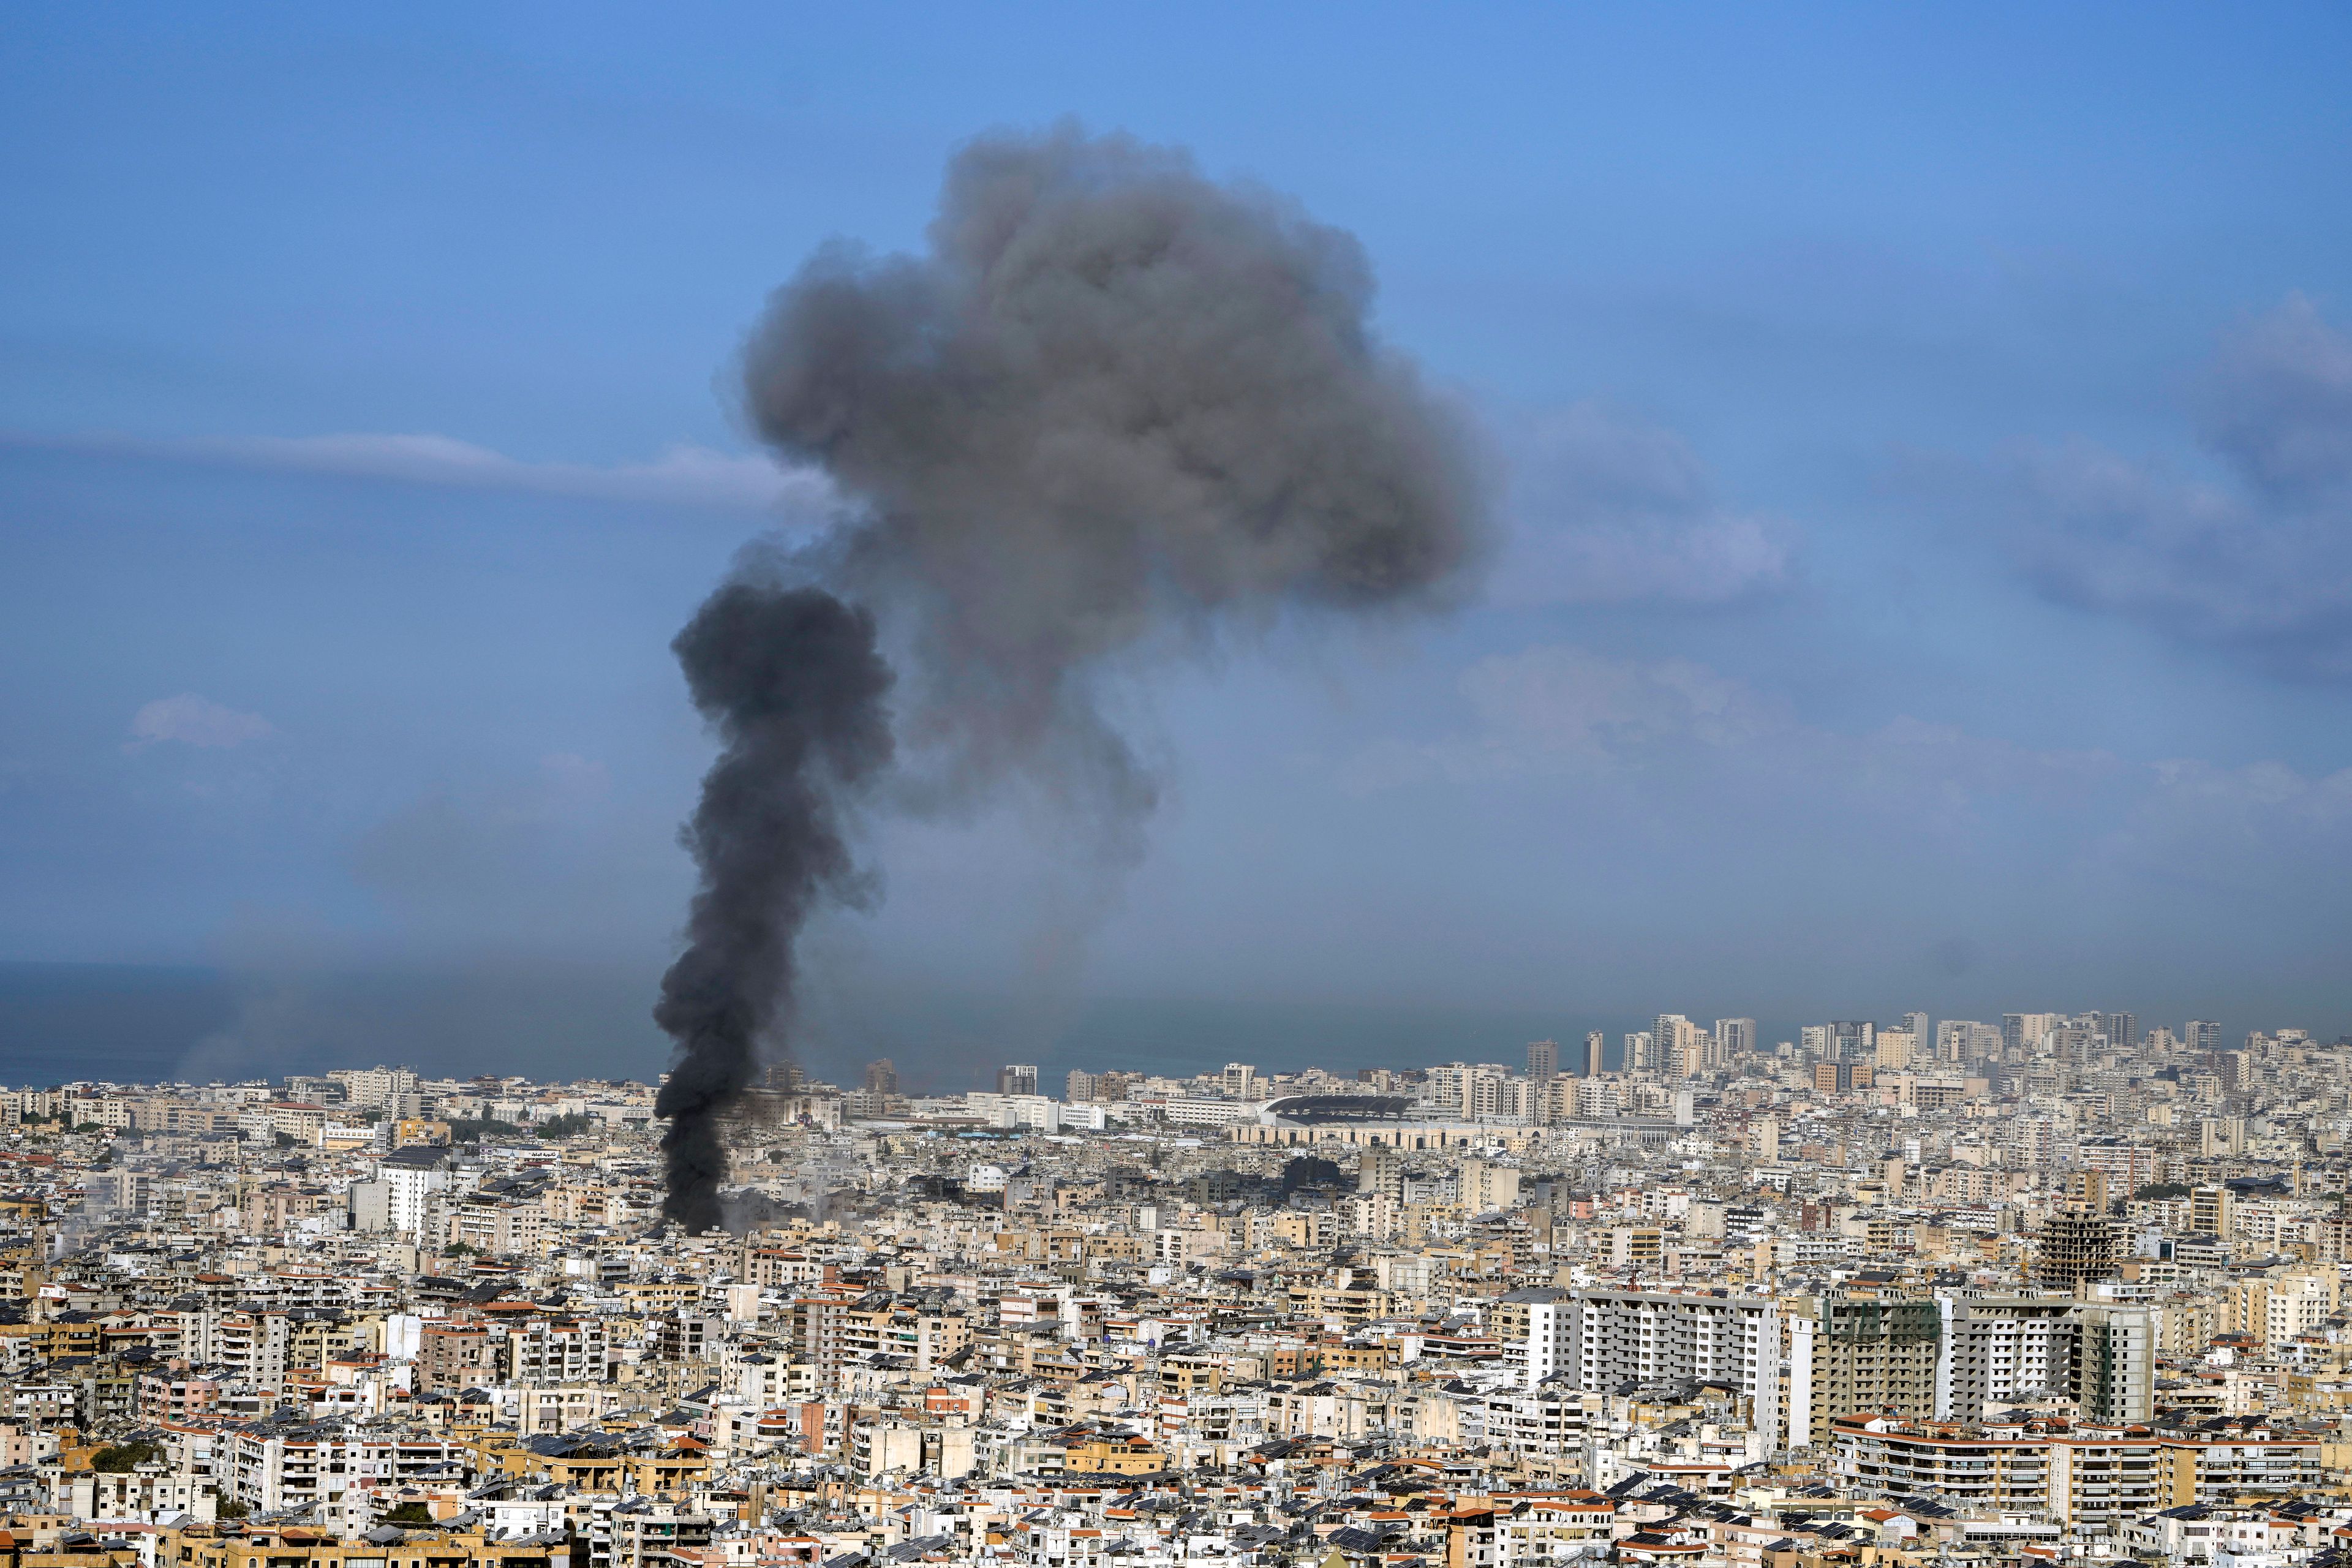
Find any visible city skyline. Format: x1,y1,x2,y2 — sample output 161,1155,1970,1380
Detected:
0,978,2318,1099
0,930,2332,1102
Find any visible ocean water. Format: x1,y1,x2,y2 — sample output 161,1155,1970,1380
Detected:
0,960,666,1088
0,963,235,1087
0,960,1630,1092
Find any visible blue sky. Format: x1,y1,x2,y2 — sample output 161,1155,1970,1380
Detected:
4,4,2351,1079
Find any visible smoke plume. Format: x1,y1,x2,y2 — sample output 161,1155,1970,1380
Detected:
656,125,1485,1228
653,584,894,1233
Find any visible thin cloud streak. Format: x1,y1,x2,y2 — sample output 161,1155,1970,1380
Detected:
2,428,836,515
1344,642,2117,829
2095,756,2352,894
1496,401,1795,607
126,693,274,751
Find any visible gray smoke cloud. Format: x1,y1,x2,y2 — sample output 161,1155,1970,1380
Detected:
656,125,1486,1228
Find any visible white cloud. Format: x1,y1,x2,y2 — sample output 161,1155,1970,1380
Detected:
1450,644,1772,772
2098,756,2352,891
2198,293,2352,504
4,428,836,516
127,693,275,750
537,752,612,803
1989,295,2352,680
1496,402,1795,606
1343,645,1779,791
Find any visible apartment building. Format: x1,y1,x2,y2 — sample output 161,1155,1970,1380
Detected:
1555,1290,1781,1447
1784,1293,1941,1447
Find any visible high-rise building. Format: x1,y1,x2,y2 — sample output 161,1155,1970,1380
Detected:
861,1059,899,1096
1829,1021,1875,1061
2100,1012,2138,1051
1463,1069,1517,1121
2070,1306,2155,1423
2238,1269,2339,1348
2037,1205,2120,1293
1574,1075,1621,1118
1488,1288,1572,1389
1936,1297,2079,1422
1526,1039,1558,1082
1812,1060,1871,1095
330,1065,419,1111
1546,1290,1781,1447
1460,1157,1520,1213
2189,1184,2232,1237
1580,1030,1604,1077
1654,1014,1709,1078
2200,1116,2247,1157
1623,1031,1655,1075
1935,1019,2000,1062
371,1145,450,1240
2187,1019,2223,1054
1222,1063,1259,1100
1065,1069,1098,1102
1874,1030,1918,1071
1713,1018,1757,1058
1785,1293,1941,1447
2004,1013,2062,1055
995,1064,1039,1097
2048,1020,2100,1063
1901,1011,1930,1053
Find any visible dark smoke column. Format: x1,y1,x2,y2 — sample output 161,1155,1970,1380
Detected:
655,124,1486,1227
652,583,892,1234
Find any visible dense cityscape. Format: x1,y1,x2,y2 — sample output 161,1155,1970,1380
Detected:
10,16,2351,1568
3,1012,2350,1568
